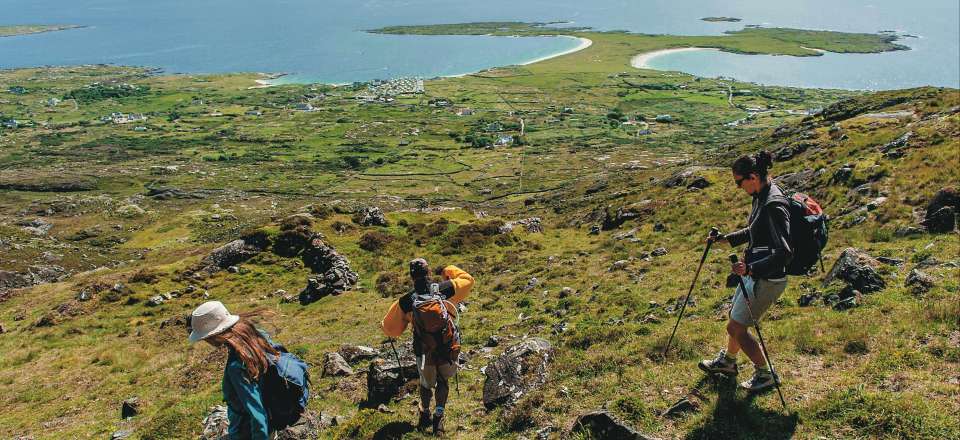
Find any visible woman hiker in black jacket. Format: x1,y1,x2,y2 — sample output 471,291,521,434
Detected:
699,150,792,391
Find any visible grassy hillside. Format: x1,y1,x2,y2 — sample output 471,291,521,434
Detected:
0,23,957,440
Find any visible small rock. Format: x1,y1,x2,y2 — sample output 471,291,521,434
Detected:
569,410,656,440
146,295,165,307
559,287,574,298
376,404,394,413
653,222,666,232
610,260,629,271
121,397,140,419
322,352,354,377
485,335,501,347
651,247,668,257
797,292,820,307
876,257,904,266
589,225,601,235
522,277,539,292
905,269,936,294
663,398,698,418
111,430,133,440
227,266,239,274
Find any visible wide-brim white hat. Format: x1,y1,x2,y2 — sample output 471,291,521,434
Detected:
188,300,240,343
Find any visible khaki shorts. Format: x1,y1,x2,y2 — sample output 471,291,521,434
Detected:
418,356,457,389
730,276,787,326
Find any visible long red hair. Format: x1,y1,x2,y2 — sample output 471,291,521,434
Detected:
211,310,279,380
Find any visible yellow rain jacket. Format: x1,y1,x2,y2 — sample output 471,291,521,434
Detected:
381,265,474,339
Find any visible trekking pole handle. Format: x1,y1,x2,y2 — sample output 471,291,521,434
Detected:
710,227,720,237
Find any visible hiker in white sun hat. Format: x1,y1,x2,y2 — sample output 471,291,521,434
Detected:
188,301,284,439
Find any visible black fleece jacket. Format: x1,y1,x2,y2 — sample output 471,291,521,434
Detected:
724,183,793,279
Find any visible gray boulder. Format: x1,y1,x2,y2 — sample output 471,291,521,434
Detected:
824,248,886,293
322,352,354,377
482,338,553,409
569,410,659,440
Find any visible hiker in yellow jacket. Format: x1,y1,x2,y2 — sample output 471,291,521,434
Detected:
381,258,474,435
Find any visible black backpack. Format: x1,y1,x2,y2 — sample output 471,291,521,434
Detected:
260,342,311,431
768,193,829,276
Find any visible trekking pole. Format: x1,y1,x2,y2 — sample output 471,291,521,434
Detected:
728,254,789,413
663,227,720,357
389,338,403,383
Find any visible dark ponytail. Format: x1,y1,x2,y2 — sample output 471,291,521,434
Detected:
732,150,774,180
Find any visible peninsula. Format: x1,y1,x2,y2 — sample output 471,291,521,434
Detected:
0,25,84,38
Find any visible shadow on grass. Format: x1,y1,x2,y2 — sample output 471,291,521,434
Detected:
685,376,799,440
371,421,416,440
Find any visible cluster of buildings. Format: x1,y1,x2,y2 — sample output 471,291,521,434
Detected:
368,78,424,96
101,112,148,124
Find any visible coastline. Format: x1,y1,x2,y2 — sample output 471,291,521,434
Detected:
257,36,594,86
630,47,717,69
519,36,592,66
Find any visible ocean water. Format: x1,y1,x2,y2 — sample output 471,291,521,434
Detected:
0,0,956,89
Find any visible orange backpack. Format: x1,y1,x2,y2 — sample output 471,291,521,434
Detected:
412,283,461,365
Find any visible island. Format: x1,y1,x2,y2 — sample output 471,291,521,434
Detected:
702,17,742,22
0,25,84,38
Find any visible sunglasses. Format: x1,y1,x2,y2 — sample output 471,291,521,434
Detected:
734,175,747,187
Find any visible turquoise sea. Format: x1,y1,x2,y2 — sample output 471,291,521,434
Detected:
0,0,957,90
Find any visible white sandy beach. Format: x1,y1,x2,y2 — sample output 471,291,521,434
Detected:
630,47,717,69
520,36,593,65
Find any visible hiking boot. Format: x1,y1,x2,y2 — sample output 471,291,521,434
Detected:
698,350,739,376
740,368,778,392
417,410,432,432
432,413,445,435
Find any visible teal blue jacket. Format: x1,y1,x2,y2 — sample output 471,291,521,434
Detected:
223,349,270,440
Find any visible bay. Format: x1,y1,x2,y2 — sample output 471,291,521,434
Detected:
0,0,956,90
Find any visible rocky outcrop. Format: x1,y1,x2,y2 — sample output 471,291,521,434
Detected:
201,406,326,439
775,168,825,192
922,188,959,233
146,186,207,200
482,338,553,409
499,217,543,234
662,168,710,189
201,239,262,272
824,248,886,293
298,237,358,305
569,410,658,440
366,356,418,405
352,206,389,227
338,345,379,363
